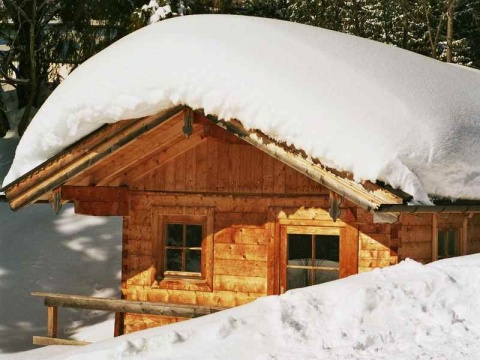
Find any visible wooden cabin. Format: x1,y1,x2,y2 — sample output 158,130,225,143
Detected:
3,106,480,337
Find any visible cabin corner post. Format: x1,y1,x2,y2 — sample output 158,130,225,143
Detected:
339,223,359,278
47,306,58,338
266,208,280,295
118,215,130,336
432,214,438,262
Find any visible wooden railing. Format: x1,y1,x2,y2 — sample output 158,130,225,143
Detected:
32,292,225,346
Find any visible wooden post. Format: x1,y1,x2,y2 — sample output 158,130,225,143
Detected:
114,312,124,337
462,216,469,255
47,306,58,338
432,214,438,262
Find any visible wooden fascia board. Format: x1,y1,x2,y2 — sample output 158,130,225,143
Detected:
4,106,186,211
61,185,129,202
3,120,135,199
377,204,480,213
61,185,130,217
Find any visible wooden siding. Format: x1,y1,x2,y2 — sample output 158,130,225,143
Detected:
356,209,397,272
398,213,433,264
67,113,327,197
56,110,480,335
118,192,480,334
131,139,325,194
468,214,480,254
121,193,353,334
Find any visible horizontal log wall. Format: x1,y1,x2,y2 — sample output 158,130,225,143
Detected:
356,209,398,272
397,213,433,264
121,192,338,334
122,192,480,333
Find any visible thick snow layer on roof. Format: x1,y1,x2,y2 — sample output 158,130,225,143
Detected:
40,255,480,360
4,15,480,202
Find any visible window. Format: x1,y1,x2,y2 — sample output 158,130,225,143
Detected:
286,233,340,290
438,229,459,259
165,223,203,275
153,208,214,291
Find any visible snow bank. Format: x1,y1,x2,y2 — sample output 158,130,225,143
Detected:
38,255,480,360
4,15,480,202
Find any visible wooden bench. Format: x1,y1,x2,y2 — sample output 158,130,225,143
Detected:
32,292,225,346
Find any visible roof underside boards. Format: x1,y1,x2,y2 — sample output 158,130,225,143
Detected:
3,107,407,212
2,106,186,210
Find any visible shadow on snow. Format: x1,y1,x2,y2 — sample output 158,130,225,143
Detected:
0,203,122,353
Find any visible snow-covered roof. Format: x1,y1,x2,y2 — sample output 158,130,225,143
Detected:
4,15,480,203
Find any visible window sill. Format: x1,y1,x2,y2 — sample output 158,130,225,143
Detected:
152,276,212,292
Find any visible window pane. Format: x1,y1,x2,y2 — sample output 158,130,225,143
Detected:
166,249,182,271
288,234,312,263
167,224,183,246
314,269,339,285
287,268,309,290
186,225,203,247
448,230,458,256
438,231,446,257
315,235,339,262
186,250,201,272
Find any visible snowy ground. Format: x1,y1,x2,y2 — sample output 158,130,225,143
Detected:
18,255,480,360
0,138,122,356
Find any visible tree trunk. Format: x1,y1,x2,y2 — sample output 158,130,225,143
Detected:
446,0,456,63
18,0,37,136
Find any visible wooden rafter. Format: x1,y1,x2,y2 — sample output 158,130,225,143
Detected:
3,106,185,210
71,112,187,186
123,129,207,184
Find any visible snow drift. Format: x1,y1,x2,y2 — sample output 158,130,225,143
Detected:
40,255,480,360
4,15,480,202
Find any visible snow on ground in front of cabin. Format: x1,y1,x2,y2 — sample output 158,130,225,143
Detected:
23,254,480,360
0,202,121,357
4,15,480,203
0,139,122,356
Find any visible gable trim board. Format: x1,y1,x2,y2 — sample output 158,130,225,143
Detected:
3,106,480,216
2,106,186,211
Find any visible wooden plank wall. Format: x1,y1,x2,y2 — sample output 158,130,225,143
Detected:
397,213,433,264
131,138,324,195
121,193,336,333
122,193,480,333
468,214,480,254
356,209,399,272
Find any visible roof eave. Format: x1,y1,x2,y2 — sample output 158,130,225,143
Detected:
3,106,186,211
377,204,480,213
